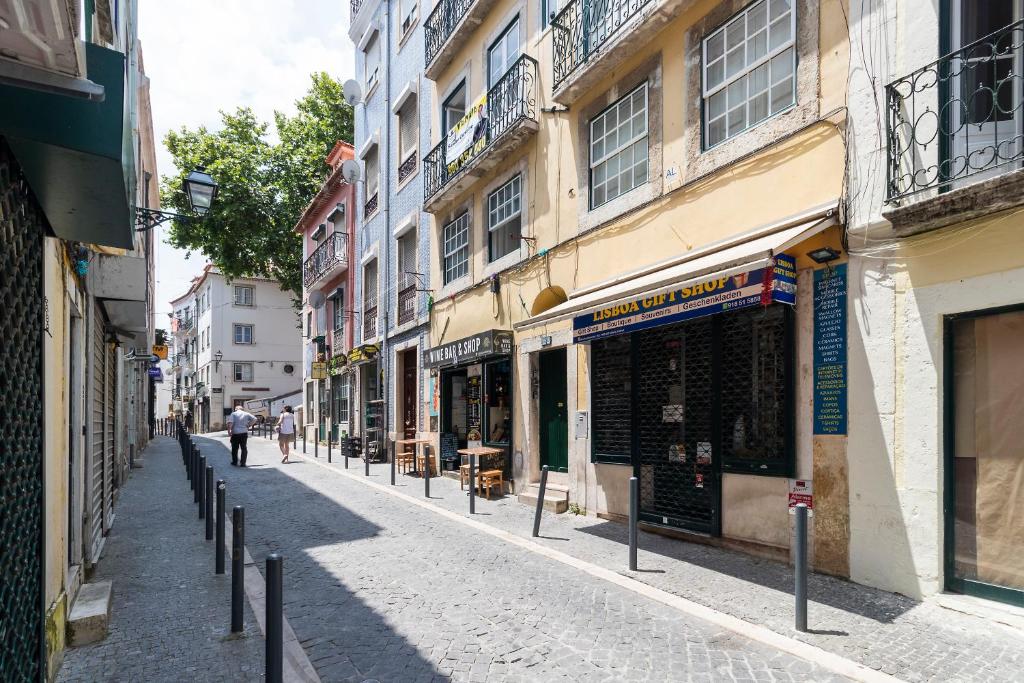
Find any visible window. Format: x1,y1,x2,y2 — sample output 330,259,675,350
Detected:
400,0,417,36
305,382,315,417
590,83,649,208
487,174,521,262
443,81,467,134
365,146,379,206
233,324,253,344
364,32,380,91
542,0,560,29
233,398,247,409
591,335,633,464
332,294,345,331
333,375,351,423
398,96,418,163
397,232,417,325
364,260,378,339
234,286,254,306
703,0,796,148
233,363,253,383
484,360,511,444
488,17,521,88
442,212,469,284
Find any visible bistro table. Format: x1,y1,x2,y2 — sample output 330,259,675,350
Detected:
457,446,505,494
396,438,433,477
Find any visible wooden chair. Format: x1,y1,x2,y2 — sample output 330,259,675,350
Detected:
396,451,414,474
416,449,437,477
477,469,503,499
459,463,472,490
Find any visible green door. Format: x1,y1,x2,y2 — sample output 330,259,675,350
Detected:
539,349,569,473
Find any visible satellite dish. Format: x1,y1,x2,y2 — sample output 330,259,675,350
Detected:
341,159,361,184
342,79,363,106
308,290,326,309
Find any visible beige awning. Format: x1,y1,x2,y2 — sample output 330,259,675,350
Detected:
515,207,838,331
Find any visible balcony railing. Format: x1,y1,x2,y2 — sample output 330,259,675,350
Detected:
175,316,194,332
552,0,653,89
365,191,379,217
424,55,537,202
398,152,418,184
887,19,1024,201
363,305,378,340
424,0,473,69
398,285,416,325
332,327,346,352
303,231,349,289
350,0,363,20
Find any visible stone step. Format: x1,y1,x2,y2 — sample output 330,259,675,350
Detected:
518,484,569,513
67,581,112,646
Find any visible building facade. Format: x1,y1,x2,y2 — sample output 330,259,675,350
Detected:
350,0,433,457
170,266,302,432
845,0,1024,606
0,1,158,676
296,142,358,442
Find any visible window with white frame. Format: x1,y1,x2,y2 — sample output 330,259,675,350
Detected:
488,174,521,262
233,324,254,344
397,232,417,292
443,212,470,284
233,362,254,383
234,285,254,306
703,0,795,149
398,96,418,165
365,32,381,91
400,0,418,36
443,81,466,135
590,83,649,208
332,293,345,331
542,0,560,29
365,146,380,205
364,260,378,312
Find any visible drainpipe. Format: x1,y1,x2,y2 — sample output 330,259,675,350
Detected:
381,0,393,445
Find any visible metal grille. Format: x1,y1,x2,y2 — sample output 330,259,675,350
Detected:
590,335,632,462
636,318,717,533
552,0,654,88
424,0,474,67
0,140,46,680
89,302,106,560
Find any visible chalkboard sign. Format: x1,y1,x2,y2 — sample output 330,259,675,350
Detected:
440,433,459,462
813,265,847,435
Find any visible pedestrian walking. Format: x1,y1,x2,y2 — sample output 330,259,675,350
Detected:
184,409,194,434
226,405,257,467
275,406,296,464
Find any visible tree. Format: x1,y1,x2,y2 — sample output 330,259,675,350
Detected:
160,72,353,296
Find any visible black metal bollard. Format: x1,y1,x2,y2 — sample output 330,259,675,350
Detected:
795,503,808,632
215,480,226,574
194,449,202,504
365,445,370,477
293,428,297,450
327,433,332,464
205,467,214,539
344,438,349,469
424,452,430,498
198,455,207,518
231,506,244,633
469,454,477,514
532,466,549,537
265,554,283,683
629,476,639,571
190,444,198,488
302,426,306,454
390,440,396,486
314,432,318,459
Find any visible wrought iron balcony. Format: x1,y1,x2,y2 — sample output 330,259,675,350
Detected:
363,305,378,340
553,0,654,89
332,327,346,353
174,316,194,333
365,191,379,218
423,55,538,210
303,231,349,289
887,20,1024,201
424,0,503,79
398,285,416,325
398,152,418,184
350,0,363,19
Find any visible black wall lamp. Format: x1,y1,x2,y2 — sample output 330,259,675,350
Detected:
135,167,219,231
807,246,841,264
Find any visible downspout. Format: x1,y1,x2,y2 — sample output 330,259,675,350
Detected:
381,0,393,441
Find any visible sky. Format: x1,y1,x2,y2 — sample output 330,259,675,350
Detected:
140,0,355,326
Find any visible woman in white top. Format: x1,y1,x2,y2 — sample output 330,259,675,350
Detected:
276,405,296,463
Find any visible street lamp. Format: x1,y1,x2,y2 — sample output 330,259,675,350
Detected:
214,350,223,371
135,166,220,231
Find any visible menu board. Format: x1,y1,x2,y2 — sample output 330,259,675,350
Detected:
466,375,482,440
813,265,847,435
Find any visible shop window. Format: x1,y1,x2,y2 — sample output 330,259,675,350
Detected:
590,335,633,464
703,0,796,148
484,360,511,444
590,83,649,209
333,375,351,423
443,212,469,284
487,174,521,262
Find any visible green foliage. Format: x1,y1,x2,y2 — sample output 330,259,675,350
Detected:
568,502,586,516
160,72,353,296
154,328,168,346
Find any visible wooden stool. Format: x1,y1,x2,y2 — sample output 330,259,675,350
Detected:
396,451,414,474
459,464,471,490
477,469,503,499
416,452,437,477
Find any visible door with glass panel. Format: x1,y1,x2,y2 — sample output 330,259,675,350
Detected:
949,0,1023,186
488,17,521,132
947,306,1024,607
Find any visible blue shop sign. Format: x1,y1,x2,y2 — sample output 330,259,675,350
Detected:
813,264,847,435
573,254,797,343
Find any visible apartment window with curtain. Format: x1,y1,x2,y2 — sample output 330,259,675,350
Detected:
364,32,381,91
443,81,466,134
397,231,417,325
487,174,521,262
397,95,418,183
702,0,795,148
363,260,378,339
233,362,254,383
443,212,469,285
590,83,649,208
332,294,345,331
233,324,253,344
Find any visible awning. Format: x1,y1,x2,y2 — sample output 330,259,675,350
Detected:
516,207,838,333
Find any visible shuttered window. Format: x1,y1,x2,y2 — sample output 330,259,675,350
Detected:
399,97,418,160
365,33,381,90
365,147,379,198
590,335,633,464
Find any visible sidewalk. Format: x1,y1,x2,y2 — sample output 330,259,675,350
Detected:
57,437,264,683
244,432,1023,683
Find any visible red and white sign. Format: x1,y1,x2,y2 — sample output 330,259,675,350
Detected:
788,479,813,509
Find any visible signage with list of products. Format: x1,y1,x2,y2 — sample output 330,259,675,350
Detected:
813,264,847,435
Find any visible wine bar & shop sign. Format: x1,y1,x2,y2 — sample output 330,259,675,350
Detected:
424,330,513,369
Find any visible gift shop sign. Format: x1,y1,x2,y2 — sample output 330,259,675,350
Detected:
424,330,512,368
573,255,797,343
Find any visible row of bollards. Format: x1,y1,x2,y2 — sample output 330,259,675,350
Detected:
173,419,285,682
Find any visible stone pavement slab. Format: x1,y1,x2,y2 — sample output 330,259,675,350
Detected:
57,437,264,683
196,432,850,683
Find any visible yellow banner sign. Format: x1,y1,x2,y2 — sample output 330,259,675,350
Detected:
152,344,168,360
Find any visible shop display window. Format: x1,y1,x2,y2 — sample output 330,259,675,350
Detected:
484,360,511,445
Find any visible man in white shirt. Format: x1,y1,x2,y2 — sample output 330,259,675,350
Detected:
226,406,257,466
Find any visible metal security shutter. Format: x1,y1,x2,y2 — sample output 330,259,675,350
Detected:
590,335,632,463
89,302,107,559
104,342,116,522
0,140,46,680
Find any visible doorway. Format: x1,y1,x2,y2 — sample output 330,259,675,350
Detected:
401,348,418,440
539,349,568,473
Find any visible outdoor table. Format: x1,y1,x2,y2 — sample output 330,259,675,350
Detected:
396,438,432,477
457,446,505,493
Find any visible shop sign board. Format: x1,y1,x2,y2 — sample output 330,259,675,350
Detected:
572,254,797,343
147,367,162,378
328,355,348,376
151,344,168,360
813,264,847,435
445,93,487,174
311,361,327,380
348,344,379,364
423,330,513,368
788,478,813,510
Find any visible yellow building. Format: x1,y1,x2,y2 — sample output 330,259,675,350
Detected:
422,0,852,572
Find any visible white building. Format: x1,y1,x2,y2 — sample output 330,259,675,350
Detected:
170,265,302,432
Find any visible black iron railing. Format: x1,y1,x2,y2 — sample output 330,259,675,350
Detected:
424,55,537,201
332,327,346,353
302,231,349,288
887,19,1024,201
398,285,416,325
350,0,363,20
552,0,653,88
175,316,194,332
363,305,378,339
425,0,474,68
365,191,379,217
398,152,418,184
